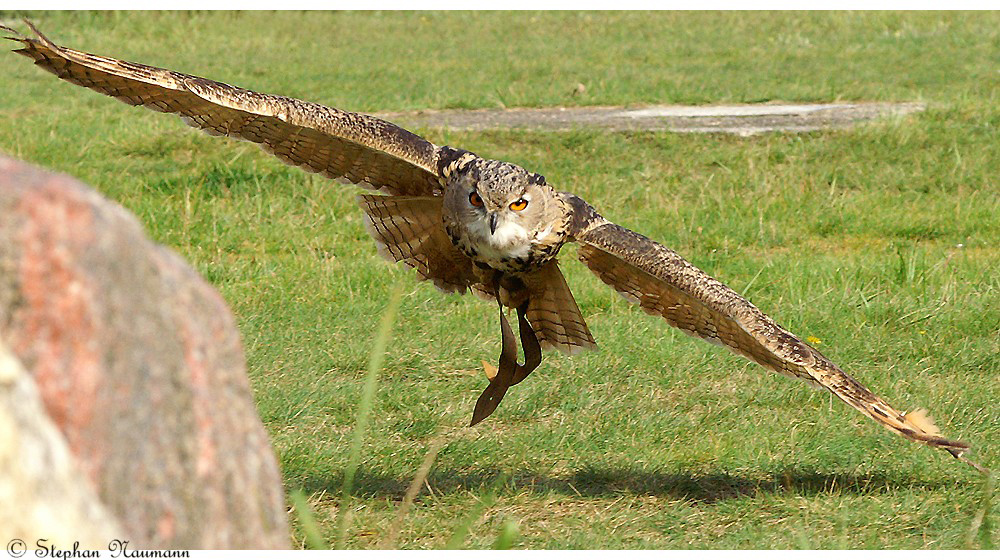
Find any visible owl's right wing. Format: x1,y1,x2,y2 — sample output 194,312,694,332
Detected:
357,194,492,297
3,22,442,196
564,194,976,465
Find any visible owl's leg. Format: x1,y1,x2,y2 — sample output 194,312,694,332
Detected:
469,294,543,426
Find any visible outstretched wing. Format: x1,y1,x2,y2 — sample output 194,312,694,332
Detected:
357,194,492,296
3,22,442,196
564,194,974,462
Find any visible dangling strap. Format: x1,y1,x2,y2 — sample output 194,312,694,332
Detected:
509,300,542,386
469,296,543,426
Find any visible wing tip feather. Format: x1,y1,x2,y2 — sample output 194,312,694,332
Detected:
903,407,941,436
891,407,978,467
2,19,56,50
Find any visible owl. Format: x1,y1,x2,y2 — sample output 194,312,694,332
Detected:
3,22,982,471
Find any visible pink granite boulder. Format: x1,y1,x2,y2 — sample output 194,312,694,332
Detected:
0,155,288,549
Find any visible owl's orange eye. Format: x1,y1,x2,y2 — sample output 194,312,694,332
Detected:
469,191,484,207
509,198,529,212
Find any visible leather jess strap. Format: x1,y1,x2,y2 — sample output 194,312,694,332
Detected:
469,297,542,426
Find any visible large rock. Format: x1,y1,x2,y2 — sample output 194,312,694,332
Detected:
0,339,123,548
0,155,288,549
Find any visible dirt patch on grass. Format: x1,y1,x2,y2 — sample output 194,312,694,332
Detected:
378,102,925,136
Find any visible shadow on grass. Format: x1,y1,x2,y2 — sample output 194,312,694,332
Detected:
297,465,957,504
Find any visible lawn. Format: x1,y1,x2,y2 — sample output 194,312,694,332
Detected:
1,11,997,549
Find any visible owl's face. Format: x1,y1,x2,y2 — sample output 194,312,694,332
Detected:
443,158,564,265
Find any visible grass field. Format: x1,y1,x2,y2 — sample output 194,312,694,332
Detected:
1,11,998,549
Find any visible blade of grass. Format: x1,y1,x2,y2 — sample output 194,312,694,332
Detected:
491,519,520,550
334,283,405,550
445,491,498,550
290,489,329,550
966,470,995,549
380,434,448,549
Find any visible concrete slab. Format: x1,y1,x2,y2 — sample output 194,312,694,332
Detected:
377,101,925,136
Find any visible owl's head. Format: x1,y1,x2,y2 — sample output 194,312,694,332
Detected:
441,154,565,262
466,159,549,230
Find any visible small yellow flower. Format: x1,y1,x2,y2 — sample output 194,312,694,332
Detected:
806,336,822,345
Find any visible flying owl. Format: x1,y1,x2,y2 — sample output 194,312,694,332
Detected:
2,22,982,470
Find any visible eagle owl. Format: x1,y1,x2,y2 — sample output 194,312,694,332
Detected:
3,23,981,470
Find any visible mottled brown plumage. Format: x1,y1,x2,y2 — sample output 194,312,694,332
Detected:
3,23,982,470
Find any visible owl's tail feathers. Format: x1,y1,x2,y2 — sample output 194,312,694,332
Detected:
523,261,597,356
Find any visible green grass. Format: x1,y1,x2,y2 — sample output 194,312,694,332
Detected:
2,11,998,549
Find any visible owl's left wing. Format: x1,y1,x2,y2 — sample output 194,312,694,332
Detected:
564,194,978,466
3,23,441,196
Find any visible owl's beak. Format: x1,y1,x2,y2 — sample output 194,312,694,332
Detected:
488,212,499,235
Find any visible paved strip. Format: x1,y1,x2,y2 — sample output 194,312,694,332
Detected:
377,102,926,135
